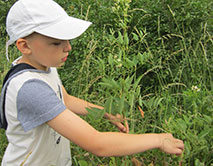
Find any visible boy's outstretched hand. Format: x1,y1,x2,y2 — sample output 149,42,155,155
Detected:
104,113,129,133
159,133,184,155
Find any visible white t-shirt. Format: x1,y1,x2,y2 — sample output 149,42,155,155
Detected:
1,64,72,166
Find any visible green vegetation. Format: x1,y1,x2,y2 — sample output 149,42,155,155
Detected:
0,0,212,165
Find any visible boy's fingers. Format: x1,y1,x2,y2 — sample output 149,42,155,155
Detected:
175,139,184,150
114,114,129,133
160,134,184,155
117,114,129,133
175,148,183,155
119,126,126,133
124,118,129,133
106,113,129,133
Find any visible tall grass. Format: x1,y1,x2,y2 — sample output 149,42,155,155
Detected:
0,0,212,165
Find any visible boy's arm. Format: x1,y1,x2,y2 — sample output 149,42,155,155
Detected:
62,85,103,115
47,109,184,157
62,85,129,133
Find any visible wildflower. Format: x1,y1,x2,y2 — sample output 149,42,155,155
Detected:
191,85,201,92
117,64,122,68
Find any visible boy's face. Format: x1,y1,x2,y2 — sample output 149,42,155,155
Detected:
22,33,71,71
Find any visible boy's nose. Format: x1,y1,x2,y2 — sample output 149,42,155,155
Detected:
64,40,71,52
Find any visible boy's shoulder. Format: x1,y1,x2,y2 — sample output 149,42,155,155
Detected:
0,63,36,130
3,63,36,85
0,64,60,130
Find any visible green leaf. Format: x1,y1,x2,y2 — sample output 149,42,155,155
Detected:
109,157,116,166
118,95,125,115
133,75,143,90
138,95,142,106
99,78,114,88
203,115,212,123
108,53,113,66
195,158,205,166
111,79,120,90
132,32,139,41
125,75,134,87
124,32,129,46
124,57,135,68
198,128,212,139
78,160,88,166
128,93,135,112
152,97,163,109
176,119,187,131
99,78,120,90
86,107,105,121
184,141,191,156
183,114,192,126
104,96,113,114
118,31,123,45
138,52,146,65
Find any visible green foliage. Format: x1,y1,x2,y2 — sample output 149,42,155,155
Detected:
0,0,16,37
0,129,7,162
0,0,212,165
163,88,213,165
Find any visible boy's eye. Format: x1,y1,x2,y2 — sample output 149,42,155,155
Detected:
52,42,61,46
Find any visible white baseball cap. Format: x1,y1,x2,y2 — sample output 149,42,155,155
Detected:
6,0,92,60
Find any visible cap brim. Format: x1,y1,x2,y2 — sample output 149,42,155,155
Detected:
35,16,92,40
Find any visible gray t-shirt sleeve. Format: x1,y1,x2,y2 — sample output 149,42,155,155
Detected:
17,79,66,132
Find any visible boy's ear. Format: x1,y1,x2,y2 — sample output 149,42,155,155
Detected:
16,39,32,55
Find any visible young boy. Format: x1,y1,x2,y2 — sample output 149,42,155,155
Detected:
1,0,184,165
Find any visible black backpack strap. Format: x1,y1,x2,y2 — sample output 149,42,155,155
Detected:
3,63,35,85
0,63,35,129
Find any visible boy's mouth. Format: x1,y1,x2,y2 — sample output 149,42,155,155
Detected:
62,56,68,62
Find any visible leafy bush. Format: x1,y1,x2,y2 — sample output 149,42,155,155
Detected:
0,0,16,38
